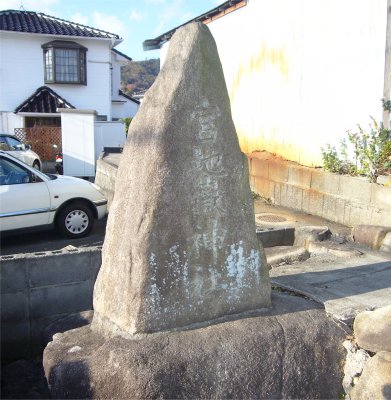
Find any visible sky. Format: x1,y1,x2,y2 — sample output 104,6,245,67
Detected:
1,0,222,60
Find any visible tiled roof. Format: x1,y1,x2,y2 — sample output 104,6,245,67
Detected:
0,9,121,40
15,86,75,113
118,90,140,104
113,48,132,62
143,0,247,51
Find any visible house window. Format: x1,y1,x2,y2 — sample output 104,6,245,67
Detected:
42,41,87,84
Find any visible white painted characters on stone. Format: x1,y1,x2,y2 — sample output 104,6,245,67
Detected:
224,241,261,302
148,253,161,310
146,242,261,316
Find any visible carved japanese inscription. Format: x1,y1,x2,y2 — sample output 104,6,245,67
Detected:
91,22,271,338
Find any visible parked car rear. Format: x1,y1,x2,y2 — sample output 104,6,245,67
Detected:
0,134,42,170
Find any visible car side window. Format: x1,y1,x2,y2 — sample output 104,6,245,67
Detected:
0,157,32,185
0,137,10,151
6,137,22,150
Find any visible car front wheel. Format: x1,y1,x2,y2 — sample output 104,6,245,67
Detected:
56,202,94,238
32,160,40,170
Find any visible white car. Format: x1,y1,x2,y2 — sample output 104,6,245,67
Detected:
0,151,107,238
0,134,42,170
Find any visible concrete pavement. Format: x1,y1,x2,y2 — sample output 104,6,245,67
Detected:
270,250,391,324
253,198,391,324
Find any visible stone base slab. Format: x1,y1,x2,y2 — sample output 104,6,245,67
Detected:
43,292,348,399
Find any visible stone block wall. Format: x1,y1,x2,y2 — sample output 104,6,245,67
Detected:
95,151,391,227
94,158,118,211
0,247,102,363
248,151,391,227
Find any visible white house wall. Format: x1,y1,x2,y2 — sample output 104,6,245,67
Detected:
111,100,139,120
0,32,113,123
110,52,140,119
161,0,387,166
0,112,23,133
111,52,122,99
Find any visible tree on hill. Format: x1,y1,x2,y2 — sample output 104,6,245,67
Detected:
121,58,160,96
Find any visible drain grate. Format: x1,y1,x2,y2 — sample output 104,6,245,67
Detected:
256,214,287,223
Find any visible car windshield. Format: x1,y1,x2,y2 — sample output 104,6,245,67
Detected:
0,156,30,185
0,151,48,180
6,136,22,150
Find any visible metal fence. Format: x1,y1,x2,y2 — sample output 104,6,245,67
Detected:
14,127,62,161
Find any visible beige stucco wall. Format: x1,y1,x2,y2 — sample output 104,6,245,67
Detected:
161,0,388,167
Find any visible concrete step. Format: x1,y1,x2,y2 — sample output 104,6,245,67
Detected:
265,245,310,267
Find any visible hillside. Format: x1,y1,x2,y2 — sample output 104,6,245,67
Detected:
121,58,160,95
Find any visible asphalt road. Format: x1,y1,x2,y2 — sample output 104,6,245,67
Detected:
0,216,107,256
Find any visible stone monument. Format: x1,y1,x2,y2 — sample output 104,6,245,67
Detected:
91,22,271,337
43,23,348,399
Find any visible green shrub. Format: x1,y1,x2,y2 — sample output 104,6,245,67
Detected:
322,117,390,182
120,117,133,135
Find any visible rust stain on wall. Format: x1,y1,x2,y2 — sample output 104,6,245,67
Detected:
227,44,296,160
230,44,289,102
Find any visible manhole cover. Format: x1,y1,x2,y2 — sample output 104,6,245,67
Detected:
256,214,287,223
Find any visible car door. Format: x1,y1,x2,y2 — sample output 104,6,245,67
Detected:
0,156,51,231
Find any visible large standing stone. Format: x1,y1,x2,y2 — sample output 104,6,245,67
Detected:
92,22,270,337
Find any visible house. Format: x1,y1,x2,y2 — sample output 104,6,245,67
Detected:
132,89,148,103
0,9,139,171
144,0,390,167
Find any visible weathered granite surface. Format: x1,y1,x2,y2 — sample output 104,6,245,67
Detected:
353,305,391,353
352,225,391,250
92,22,270,337
350,351,391,400
44,292,348,399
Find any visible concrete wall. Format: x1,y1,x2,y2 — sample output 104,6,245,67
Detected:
96,154,391,227
161,0,387,167
249,151,391,227
60,109,97,177
0,246,101,363
94,122,126,158
95,157,119,210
